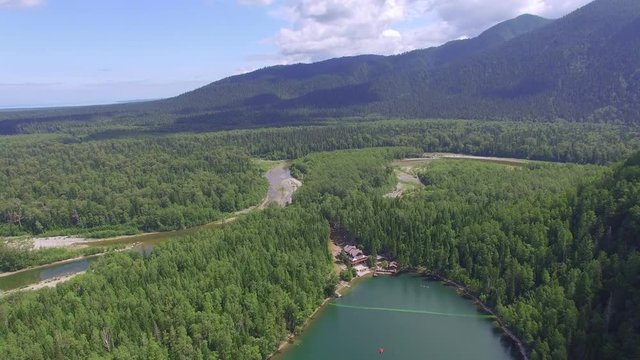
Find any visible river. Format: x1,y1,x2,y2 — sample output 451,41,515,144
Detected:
274,275,515,360
0,164,298,293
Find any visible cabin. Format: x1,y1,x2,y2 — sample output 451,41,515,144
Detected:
343,245,368,265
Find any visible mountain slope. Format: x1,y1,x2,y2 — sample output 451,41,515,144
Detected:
161,0,640,126
407,14,553,68
164,14,551,115
1,0,639,134
404,0,640,122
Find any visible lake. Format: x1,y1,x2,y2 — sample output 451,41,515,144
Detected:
274,275,515,360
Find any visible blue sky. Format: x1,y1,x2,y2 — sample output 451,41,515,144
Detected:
0,0,591,108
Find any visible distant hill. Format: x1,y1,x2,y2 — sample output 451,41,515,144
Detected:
1,0,639,134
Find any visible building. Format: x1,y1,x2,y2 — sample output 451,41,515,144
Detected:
388,261,398,272
343,245,368,265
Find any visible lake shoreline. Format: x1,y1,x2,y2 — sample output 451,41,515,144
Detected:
270,272,515,360
229,193,526,360
425,271,529,360
267,232,371,359
267,272,371,359
269,267,526,360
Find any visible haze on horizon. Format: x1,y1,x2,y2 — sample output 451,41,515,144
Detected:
1,0,591,108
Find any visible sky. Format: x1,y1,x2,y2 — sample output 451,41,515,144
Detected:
0,0,593,108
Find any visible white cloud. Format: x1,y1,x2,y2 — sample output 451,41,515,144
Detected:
269,0,593,63
382,29,402,38
0,0,44,9
275,0,426,62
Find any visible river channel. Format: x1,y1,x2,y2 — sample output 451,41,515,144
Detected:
0,164,297,292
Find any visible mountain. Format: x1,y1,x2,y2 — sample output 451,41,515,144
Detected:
1,0,639,134
406,0,640,122
157,13,553,130
173,14,552,108
391,14,553,69
0,12,552,134
163,0,639,126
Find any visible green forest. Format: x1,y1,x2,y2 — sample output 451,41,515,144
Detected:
0,207,335,359
4,119,637,239
289,149,640,359
0,127,638,359
4,119,639,166
6,118,634,274
0,138,266,237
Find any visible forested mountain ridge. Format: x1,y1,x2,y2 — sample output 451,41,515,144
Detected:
1,0,637,133
403,14,553,69
163,13,551,112
143,11,558,129
170,0,640,127
412,0,640,122
168,0,639,124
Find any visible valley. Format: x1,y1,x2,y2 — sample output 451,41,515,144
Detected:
1,132,638,360
0,162,301,293
1,0,639,359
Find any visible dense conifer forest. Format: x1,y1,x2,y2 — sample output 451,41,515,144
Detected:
0,139,266,237
0,207,334,359
3,120,636,239
290,149,640,360
1,142,638,359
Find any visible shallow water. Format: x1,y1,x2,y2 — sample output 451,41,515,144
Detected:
265,165,297,206
0,258,96,292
